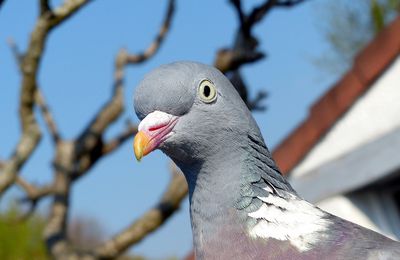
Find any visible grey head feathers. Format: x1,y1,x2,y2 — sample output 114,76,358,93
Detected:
134,62,197,120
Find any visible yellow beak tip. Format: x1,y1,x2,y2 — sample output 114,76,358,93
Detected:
133,131,149,162
135,153,143,162
134,144,144,162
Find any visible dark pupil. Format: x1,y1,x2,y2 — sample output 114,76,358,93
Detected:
203,85,211,97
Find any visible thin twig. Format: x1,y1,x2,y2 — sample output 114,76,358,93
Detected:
15,176,54,221
7,38,61,144
214,48,265,73
125,0,175,65
275,0,306,7
247,0,306,30
47,0,93,30
102,122,138,155
214,0,306,112
0,0,5,11
40,0,52,15
0,0,91,196
230,0,245,27
6,38,23,66
35,90,61,143
16,176,54,201
0,0,94,257
7,38,60,138
43,2,177,258
247,0,278,29
248,91,269,111
74,0,176,171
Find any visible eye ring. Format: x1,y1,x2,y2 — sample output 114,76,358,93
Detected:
198,79,217,103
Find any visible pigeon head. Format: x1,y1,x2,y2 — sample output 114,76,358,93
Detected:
133,61,257,167
133,62,400,260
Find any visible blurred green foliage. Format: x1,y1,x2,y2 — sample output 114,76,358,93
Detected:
0,204,47,260
314,0,400,75
0,204,178,260
371,0,400,32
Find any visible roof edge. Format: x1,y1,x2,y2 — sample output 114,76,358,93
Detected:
273,16,400,175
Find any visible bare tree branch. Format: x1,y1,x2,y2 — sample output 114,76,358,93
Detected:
73,0,176,178
35,90,61,143
0,0,90,196
0,133,41,197
0,0,96,257
47,0,93,30
214,0,306,112
247,0,305,30
248,90,269,111
16,176,54,201
44,141,76,258
40,0,52,15
125,0,175,65
102,122,138,156
95,165,188,259
275,0,306,7
247,0,278,30
71,71,124,181
6,38,23,66
0,0,5,12
7,38,61,144
214,48,265,74
75,86,123,157
15,176,54,220
41,2,177,258
230,0,245,27
2,0,183,258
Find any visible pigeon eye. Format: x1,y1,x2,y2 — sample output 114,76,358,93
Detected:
198,80,217,103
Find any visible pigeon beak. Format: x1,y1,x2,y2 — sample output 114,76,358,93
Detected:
133,111,179,161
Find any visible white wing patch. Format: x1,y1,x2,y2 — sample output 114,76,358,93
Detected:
248,189,331,252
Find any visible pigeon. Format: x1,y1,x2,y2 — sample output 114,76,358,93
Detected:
133,61,400,259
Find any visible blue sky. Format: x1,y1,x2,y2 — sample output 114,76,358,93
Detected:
0,0,339,258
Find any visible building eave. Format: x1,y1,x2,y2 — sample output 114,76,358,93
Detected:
273,17,400,175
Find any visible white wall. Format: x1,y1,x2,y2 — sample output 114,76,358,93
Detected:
291,56,400,178
317,192,400,240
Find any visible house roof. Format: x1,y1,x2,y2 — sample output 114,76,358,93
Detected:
273,16,400,176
